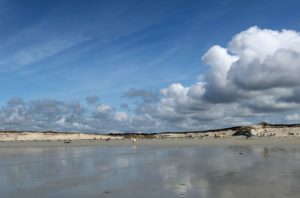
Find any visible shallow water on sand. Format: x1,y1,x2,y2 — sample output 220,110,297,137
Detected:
0,145,300,198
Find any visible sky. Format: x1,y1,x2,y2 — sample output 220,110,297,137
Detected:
1,0,300,132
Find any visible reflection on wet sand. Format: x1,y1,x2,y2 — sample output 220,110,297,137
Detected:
0,145,300,198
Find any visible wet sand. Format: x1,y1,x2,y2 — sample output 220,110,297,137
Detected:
0,136,300,147
0,138,300,198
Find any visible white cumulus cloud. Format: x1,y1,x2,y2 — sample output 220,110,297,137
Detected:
143,26,300,130
96,104,112,113
2,26,300,132
114,112,129,122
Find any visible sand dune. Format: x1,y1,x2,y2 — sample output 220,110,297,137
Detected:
1,123,300,142
0,131,122,141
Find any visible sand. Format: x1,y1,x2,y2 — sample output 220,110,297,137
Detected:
1,125,300,197
2,124,300,144
0,136,300,147
1,143,300,198
0,131,122,141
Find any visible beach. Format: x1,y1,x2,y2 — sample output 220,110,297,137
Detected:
1,136,300,147
0,141,300,198
1,126,300,198
1,1,299,197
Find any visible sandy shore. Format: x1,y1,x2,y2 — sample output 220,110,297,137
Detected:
1,124,300,147
1,137,300,147
2,124,300,198
1,140,300,198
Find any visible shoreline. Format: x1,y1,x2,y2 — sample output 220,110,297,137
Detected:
0,137,300,148
1,123,300,147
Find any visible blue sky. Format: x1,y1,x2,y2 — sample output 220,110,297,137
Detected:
1,0,300,132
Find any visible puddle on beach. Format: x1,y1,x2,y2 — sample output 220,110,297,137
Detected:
0,145,300,198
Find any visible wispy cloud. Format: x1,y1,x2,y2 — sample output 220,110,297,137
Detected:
0,36,91,69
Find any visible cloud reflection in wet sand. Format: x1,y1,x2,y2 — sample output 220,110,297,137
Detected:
0,145,300,198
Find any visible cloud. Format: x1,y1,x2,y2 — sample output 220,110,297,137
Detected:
202,45,239,103
286,113,300,121
148,82,251,130
228,27,300,90
0,97,133,132
123,88,158,103
123,88,153,98
200,27,300,106
96,104,112,113
2,26,300,132
0,36,91,69
86,95,100,105
7,97,25,106
114,112,129,122
138,26,300,130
